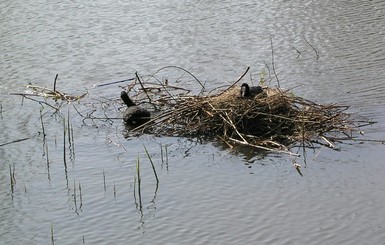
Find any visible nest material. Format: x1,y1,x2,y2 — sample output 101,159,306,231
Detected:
130,83,360,155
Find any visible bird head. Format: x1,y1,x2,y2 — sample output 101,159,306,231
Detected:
240,83,250,97
120,91,136,107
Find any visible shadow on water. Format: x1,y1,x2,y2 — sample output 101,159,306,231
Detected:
212,139,269,162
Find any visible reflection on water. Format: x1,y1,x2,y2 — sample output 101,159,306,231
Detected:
1,0,385,244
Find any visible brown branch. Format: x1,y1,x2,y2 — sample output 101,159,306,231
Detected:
218,66,250,96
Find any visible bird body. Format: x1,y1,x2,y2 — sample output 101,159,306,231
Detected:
121,91,150,127
240,83,263,98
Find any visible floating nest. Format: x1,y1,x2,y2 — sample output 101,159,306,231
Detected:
124,72,371,155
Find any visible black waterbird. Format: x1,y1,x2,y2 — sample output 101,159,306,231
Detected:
240,83,263,98
121,91,150,127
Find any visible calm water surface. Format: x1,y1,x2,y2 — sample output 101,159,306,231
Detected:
1,0,385,244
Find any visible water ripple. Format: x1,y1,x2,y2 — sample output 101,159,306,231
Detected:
2,0,385,244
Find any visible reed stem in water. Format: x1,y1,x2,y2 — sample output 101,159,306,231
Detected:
51,224,55,245
136,156,142,210
103,170,106,193
143,145,159,184
79,182,83,209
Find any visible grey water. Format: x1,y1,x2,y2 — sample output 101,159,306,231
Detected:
1,0,385,244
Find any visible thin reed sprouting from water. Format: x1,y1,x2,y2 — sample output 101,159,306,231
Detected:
51,224,55,245
40,108,48,177
63,117,68,185
67,110,76,163
46,144,51,181
113,181,117,200
300,111,307,166
71,123,74,145
73,179,77,213
63,117,66,165
82,236,85,245
133,175,138,209
79,182,83,209
67,110,71,145
70,122,75,160
165,144,169,170
160,144,164,165
10,163,16,185
136,157,142,210
40,108,46,139
143,145,159,184
103,170,106,194
0,104,3,120
9,164,15,198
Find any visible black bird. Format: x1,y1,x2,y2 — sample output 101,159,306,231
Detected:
240,83,263,98
120,91,150,127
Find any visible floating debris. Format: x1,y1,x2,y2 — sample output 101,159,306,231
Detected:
10,74,87,104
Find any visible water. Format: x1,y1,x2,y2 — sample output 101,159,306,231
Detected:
1,0,385,244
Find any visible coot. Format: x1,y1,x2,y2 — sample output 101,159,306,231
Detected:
121,91,150,127
240,83,263,98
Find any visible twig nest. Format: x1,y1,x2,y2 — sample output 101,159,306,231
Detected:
127,82,365,154
205,86,292,137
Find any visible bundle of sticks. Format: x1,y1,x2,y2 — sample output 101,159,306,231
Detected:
125,74,368,155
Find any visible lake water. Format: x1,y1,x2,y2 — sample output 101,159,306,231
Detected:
1,0,385,244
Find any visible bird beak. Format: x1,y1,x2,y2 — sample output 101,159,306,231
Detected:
241,86,246,97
